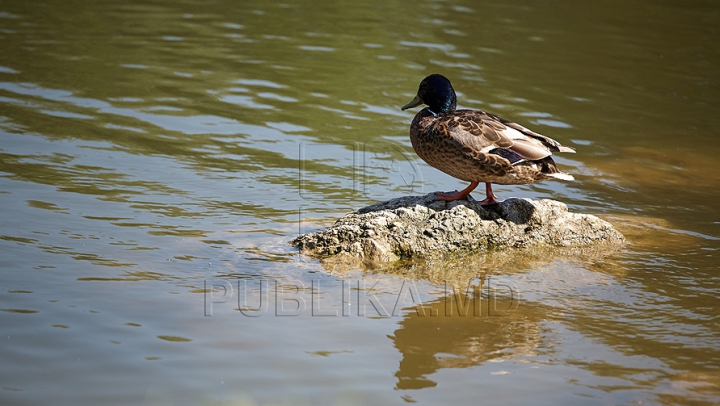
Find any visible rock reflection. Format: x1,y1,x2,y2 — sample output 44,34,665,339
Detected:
313,241,626,285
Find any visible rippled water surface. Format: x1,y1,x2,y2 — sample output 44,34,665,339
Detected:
1,0,719,405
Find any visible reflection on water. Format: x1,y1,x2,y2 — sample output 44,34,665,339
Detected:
1,0,719,404
391,280,526,390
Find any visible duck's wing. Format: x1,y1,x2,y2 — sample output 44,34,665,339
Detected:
436,110,513,149
440,110,575,163
425,109,575,167
485,112,576,154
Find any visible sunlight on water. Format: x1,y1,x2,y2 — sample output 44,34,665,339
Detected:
1,0,719,405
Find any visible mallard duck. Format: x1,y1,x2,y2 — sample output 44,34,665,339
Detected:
401,74,575,205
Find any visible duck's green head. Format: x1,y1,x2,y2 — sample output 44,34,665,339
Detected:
401,74,457,115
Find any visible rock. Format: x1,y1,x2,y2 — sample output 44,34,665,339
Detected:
291,194,625,262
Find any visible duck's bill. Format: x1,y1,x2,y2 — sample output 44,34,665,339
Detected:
401,95,423,111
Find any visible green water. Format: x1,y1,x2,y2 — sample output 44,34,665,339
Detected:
1,0,719,404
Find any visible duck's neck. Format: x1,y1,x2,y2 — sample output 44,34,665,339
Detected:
429,91,457,116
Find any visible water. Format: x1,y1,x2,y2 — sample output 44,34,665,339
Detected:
1,0,719,404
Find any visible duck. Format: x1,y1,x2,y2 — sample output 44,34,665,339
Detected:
401,74,576,205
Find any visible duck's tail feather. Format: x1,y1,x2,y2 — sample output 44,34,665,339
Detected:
549,172,574,181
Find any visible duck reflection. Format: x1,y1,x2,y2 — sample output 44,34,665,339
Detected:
389,278,540,390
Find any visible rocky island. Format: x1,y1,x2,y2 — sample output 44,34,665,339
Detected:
292,194,624,263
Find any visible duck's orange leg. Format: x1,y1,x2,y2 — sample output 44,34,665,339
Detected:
434,181,479,202
476,182,499,206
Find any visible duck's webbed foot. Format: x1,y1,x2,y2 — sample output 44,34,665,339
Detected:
477,182,499,205
434,181,479,202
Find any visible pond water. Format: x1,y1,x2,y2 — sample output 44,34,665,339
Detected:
1,0,719,404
